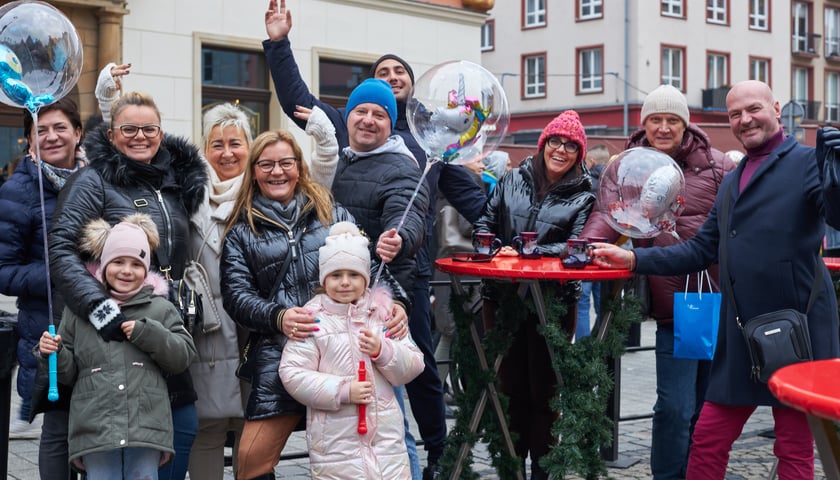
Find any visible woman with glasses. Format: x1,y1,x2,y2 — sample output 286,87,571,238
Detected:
220,130,408,480
471,110,595,480
49,91,207,480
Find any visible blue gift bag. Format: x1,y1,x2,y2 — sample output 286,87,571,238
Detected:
673,270,721,360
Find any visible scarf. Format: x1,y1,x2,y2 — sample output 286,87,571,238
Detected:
253,192,302,229
36,157,85,190
207,163,243,209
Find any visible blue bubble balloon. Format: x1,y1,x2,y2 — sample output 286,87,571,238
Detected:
0,1,82,113
407,60,509,165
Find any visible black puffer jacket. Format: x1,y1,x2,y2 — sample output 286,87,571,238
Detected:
332,143,429,294
49,126,207,407
221,200,408,420
474,157,595,301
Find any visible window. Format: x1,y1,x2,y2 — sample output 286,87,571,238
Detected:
201,46,270,134
579,0,602,20
523,54,546,98
792,67,809,106
661,0,684,17
749,0,769,30
524,0,546,28
707,52,728,88
793,2,810,53
749,57,770,84
318,59,370,109
827,72,840,122
827,8,840,58
661,46,684,90
707,0,727,24
578,47,603,93
481,20,495,51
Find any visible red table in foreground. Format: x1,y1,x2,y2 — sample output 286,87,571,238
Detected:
769,359,840,480
435,256,632,480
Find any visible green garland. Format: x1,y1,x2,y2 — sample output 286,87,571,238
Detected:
438,281,643,480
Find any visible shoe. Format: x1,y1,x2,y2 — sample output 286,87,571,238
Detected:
9,416,41,440
422,461,441,480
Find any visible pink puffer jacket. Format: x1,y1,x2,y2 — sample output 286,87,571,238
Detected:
582,124,736,323
279,292,425,479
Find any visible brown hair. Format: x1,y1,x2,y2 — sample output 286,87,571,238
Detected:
223,130,334,237
23,97,83,151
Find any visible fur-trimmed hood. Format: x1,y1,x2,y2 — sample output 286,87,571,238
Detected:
83,125,208,216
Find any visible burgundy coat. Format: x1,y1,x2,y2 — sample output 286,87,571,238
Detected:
581,124,736,323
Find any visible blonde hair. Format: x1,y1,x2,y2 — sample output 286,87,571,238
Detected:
224,130,335,237
109,91,161,127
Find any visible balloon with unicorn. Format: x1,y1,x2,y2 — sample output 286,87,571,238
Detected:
407,60,509,164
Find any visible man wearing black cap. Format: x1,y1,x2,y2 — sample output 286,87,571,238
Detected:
264,2,486,478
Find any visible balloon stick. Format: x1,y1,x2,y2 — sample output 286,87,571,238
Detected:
30,111,59,402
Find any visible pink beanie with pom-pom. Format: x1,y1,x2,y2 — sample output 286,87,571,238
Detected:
537,110,587,163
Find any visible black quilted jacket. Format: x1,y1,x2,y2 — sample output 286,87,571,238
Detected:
221,201,408,420
49,126,207,407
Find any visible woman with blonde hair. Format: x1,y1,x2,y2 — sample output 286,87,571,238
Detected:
220,129,408,480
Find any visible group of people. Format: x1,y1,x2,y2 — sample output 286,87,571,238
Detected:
0,1,838,479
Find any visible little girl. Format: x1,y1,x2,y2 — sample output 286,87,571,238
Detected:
39,214,196,480
279,222,424,479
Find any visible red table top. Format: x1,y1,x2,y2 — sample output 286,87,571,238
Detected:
824,257,840,271
435,256,633,282
768,359,840,421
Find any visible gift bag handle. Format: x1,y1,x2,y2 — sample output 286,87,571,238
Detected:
683,270,714,300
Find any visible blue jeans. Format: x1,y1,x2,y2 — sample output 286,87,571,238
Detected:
575,282,601,340
158,402,198,480
84,447,160,480
651,324,711,480
395,385,422,480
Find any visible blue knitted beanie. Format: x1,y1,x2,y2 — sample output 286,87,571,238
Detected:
345,78,397,129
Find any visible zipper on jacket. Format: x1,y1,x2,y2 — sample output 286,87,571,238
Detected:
154,189,174,274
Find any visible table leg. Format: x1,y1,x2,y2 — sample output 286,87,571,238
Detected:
807,415,840,480
448,275,523,480
525,281,562,385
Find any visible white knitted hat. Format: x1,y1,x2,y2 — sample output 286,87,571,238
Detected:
640,84,690,126
318,222,371,286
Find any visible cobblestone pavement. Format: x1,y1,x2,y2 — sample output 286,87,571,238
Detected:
1,296,828,479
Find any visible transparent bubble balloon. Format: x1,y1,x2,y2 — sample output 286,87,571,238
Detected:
598,147,686,239
0,1,82,113
407,60,509,164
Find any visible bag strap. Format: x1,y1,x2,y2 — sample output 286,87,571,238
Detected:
268,226,306,299
720,186,823,328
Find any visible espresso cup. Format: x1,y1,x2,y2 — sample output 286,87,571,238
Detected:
475,232,502,256
562,238,591,269
586,236,609,257
512,231,540,258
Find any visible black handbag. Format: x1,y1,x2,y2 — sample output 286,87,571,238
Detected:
236,227,303,381
720,189,817,383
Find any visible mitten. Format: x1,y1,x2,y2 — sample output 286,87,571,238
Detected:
817,126,840,189
94,63,119,124
88,298,126,342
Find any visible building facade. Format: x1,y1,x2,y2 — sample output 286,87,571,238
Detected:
0,0,488,175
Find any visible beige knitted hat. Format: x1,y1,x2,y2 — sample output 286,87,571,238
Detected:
318,222,371,287
640,84,690,126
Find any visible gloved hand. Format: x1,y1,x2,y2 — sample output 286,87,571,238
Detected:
817,126,840,188
88,298,126,342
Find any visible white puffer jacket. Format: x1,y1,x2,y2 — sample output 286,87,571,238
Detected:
279,292,424,480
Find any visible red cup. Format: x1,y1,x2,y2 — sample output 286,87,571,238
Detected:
512,231,540,258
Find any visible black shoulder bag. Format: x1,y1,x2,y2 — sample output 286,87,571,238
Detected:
720,188,817,383
236,226,304,381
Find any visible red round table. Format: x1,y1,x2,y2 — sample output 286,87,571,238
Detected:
769,359,840,479
435,255,632,479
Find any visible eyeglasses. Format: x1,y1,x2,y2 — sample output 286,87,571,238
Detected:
255,158,298,173
115,124,161,138
546,137,580,154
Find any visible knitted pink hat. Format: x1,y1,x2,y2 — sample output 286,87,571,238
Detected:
537,110,587,163
101,222,152,273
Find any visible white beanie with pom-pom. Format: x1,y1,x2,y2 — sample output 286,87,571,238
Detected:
318,221,371,286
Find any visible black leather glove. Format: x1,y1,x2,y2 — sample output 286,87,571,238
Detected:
88,298,126,342
817,126,840,188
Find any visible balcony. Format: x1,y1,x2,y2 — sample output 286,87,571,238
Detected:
795,100,822,121
702,86,730,111
792,33,821,57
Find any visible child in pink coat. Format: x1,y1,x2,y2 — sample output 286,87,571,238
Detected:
279,222,424,480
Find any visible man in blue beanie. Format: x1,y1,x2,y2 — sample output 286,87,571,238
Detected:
263,3,487,479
